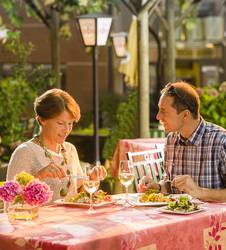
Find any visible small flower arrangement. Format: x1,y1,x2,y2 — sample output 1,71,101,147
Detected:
0,171,53,206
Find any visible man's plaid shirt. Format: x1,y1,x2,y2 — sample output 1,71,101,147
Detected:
164,118,226,188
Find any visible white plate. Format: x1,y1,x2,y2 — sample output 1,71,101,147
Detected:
54,199,115,208
130,201,168,207
159,207,205,215
128,193,170,207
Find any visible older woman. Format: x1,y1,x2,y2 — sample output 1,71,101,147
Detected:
7,88,88,201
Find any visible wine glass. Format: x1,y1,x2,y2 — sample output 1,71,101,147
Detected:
118,160,135,206
83,164,100,214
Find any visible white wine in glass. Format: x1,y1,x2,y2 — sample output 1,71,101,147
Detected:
83,180,100,194
83,164,100,213
118,160,134,206
119,172,134,187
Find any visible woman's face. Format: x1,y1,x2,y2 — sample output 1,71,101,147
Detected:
39,110,75,145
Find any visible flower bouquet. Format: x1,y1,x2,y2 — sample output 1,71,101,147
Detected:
0,171,53,221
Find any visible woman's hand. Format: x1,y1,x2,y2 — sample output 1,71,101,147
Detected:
90,165,107,181
35,163,66,180
137,176,160,193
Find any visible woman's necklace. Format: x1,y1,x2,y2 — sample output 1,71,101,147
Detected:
33,135,71,197
33,135,68,166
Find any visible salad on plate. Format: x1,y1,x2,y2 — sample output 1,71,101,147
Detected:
68,190,112,204
54,190,113,208
160,195,204,214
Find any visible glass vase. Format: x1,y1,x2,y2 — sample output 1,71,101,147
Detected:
7,203,39,222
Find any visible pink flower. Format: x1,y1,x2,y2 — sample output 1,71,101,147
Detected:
22,180,53,206
0,181,21,202
219,81,226,92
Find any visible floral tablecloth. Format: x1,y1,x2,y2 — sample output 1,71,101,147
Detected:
0,201,226,250
111,138,165,177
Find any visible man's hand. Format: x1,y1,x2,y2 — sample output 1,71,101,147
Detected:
137,176,160,193
172,175,201,198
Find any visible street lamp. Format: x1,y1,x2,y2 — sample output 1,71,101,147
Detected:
77,14,112,164
111,32,128,58
111,32,129,94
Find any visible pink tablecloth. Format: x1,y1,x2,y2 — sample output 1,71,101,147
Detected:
1,201,226,250
111,138,165,176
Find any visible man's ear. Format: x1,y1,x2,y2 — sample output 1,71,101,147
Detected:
183,110,190,120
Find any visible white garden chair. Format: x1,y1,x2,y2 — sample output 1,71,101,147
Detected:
127,148,164,192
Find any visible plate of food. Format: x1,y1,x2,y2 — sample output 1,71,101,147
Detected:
159,195,205,215
128,189,176,207
54,190,114,208
170,194,205,205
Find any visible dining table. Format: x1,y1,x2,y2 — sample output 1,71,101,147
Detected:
0,195,226,250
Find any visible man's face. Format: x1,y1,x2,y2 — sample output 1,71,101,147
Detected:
156,94,186,133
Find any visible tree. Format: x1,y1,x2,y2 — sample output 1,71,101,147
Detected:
121,0,161,138
121,0,201,137
0,0,119,88
153,0,201,82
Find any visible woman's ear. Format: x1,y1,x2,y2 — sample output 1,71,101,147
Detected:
36,116,44,126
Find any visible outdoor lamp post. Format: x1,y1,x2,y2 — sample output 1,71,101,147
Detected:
111,32,128,58
77,14,112,164
111,32,129,94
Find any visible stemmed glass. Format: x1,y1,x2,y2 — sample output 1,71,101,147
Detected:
83,164,100,214
118,160,135,206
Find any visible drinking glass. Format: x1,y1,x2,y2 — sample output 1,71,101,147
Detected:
83,164,100,214
118,160,135,206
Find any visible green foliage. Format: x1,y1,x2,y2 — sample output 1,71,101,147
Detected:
102,89,138,160
1,0,23,28
2,31,55,92
3,31,33,77
72,126,110,137
176,0,200,41
0,0,119,38
99,91,124,128
75,92,123,131
0,77,35,145
199,82,226,128
0,32,54,162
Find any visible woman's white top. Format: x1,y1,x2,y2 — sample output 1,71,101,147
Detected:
7,140,84,202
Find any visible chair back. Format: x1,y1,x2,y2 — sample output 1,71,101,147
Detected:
127,148,164,192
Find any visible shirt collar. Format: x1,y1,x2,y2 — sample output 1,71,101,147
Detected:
177,118,205,146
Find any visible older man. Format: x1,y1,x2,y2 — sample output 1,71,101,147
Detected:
140,81,226,202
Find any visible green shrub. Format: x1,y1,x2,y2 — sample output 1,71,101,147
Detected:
102,89,138,160
199,82,226,128
77,92,124,130
0,77,36,147
0,31,54,162
99,92,124,128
